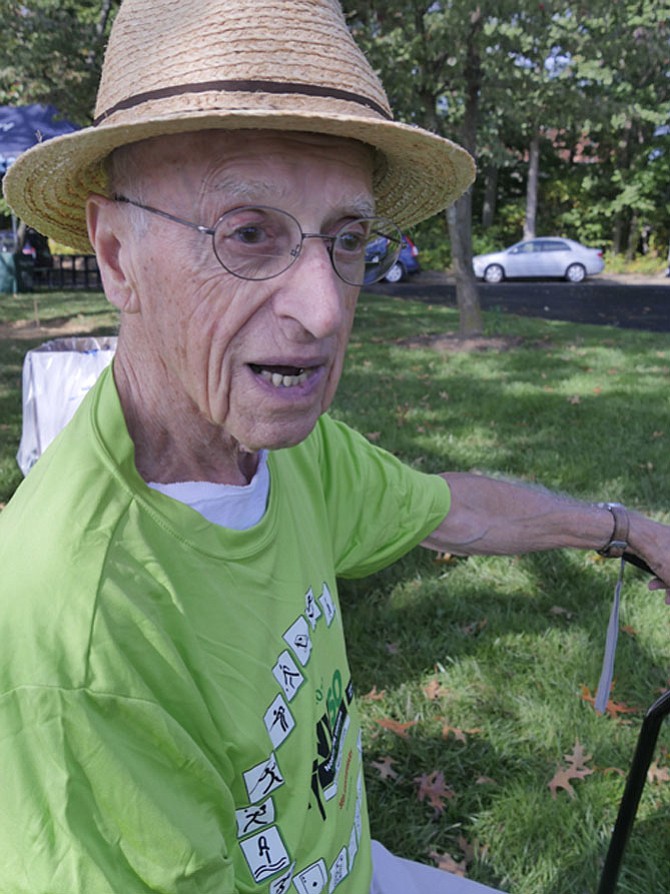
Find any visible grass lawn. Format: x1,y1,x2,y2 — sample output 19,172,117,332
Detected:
1,286,669,892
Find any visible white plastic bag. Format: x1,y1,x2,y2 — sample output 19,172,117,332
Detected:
17,336,117,475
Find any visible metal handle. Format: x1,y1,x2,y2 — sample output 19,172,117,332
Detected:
596,689,670,894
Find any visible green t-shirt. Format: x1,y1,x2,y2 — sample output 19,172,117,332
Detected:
0,366,450,894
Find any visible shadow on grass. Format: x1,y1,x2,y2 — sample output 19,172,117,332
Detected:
340,544,669,892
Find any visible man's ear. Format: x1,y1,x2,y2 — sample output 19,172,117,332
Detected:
86,194,140,313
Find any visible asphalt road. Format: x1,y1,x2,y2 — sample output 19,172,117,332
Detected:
368,274,670,332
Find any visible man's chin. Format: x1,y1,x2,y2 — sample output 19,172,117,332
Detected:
239,415,322,453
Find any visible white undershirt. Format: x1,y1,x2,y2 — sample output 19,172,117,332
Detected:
147,450,270,530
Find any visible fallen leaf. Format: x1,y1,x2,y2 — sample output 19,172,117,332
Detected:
428,850,466,876
370,756,398,781
621,624,638,637
423,679,450,701
365,431,381,442
455,834,486,867
475,775,497,785
648,761,670,784
563,740,594,773
568,394,581,404
374,717,417,739
441,724,468,743
580,684,640,719
440,722,482,743
361,686,386,701
385,642,400,655
414,770,455,814
548,739,594,799
433,551,456,564
549,766,580,798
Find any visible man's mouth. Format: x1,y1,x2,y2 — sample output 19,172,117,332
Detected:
249,363,311,389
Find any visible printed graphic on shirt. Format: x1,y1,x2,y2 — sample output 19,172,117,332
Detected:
264,693,296,749
311,672,354,818
270,862,295,894
272,650,304,701
318,583,336,627
293,858,328,894
239,826,291,884
238,580,359,892
235,797,276,838
283,616,312,666
243,752,285,803
304,587,322,630
328,846,349,892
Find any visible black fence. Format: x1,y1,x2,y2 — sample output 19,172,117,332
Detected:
32,254,102,291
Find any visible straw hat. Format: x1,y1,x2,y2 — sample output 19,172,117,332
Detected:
3,0,475,252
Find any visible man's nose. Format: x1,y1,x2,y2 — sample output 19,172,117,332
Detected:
272,238,349,339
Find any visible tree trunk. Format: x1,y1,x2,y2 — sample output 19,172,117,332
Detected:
446,9,482,337
612,215,624,255
97,0,116,36
524,132,540,240
626,214,639,261
482,164,498,228
447,199,483,337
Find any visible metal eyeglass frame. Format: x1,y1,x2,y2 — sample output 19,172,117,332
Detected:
113,195,403,286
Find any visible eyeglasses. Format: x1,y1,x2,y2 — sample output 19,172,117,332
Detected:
114,196,403,286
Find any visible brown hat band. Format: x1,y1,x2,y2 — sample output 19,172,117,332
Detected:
94,79,394,126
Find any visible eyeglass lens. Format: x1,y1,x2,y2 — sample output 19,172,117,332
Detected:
211,206,403,285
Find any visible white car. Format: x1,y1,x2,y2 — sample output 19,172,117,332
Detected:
473,237,605,284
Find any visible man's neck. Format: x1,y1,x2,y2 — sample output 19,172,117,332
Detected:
112,350,259,486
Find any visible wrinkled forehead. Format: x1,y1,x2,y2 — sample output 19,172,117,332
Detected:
108,129,376,202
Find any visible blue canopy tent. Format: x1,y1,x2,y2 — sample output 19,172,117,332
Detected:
0,105,79,290
0,103,79,173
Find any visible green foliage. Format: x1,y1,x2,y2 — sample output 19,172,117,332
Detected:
344,0,670,261
0,1,120,122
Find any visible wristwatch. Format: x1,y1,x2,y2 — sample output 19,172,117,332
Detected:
597,502,629,558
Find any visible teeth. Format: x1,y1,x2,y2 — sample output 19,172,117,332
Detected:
259,368,309,388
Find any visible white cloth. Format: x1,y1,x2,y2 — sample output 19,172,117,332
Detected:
148,450,270,529
370,841,506,894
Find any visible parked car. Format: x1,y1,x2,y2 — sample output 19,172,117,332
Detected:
384,235,420,282
366,233,420,283
473,237,604,284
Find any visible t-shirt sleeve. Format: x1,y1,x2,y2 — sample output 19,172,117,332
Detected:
312,415,451,579
0,685,238,892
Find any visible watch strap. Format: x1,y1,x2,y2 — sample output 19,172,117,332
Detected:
597,502,629,559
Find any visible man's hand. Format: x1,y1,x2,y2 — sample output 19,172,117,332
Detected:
625,513,670,602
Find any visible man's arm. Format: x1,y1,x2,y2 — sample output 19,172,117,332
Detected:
422,472,670,594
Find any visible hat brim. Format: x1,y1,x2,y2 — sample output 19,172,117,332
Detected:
4,108,475,253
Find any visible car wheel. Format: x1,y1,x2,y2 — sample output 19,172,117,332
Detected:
565,263,586,283
384,261,405,283
483,264,504,284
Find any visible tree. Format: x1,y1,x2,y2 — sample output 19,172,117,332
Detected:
345,1,497,335
343,1,599,335
0,1,120,124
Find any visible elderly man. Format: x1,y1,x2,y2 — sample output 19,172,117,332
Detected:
2,1,669,892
